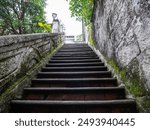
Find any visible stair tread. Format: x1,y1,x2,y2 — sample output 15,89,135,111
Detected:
11,99,135,105
52,57,99,59
33,78,117,81
41,66,108,72
38,71,111,74
57,52,95,55
50,59,101,62
58,49,92,52
43,66,107,69
46,62,104,66
24,87,124,92
54,55,97,57
48,62,102,64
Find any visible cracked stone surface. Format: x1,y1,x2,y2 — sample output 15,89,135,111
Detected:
93,0,150,90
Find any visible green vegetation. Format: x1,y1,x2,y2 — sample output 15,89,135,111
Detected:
69,0,94,25
88,24,96,46
0,0,51,35
107,59,146,97
69,0,95,45
38,22,52,33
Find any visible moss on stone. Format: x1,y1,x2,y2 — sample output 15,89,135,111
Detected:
0,44,62,112
107,58,146,97
136,97,150,112
88,24,96,47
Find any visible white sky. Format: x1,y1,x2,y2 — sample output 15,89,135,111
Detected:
45,0,82,36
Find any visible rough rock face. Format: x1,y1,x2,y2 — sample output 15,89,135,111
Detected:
93,0,150,90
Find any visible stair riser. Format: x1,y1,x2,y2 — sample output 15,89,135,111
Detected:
56,52,96,55
46,63,104,67
51,57,99,60
58,48,93,52
41,67,108,72
24,91,125,100
49,60,101,63
61,46,89,48
31,80,118,87
10,104,137,113
54,54,97,57
37,73,111,78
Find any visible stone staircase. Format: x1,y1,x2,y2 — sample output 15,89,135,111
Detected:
10,44,137,113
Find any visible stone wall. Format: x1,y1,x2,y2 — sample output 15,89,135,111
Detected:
0,33,62,112
92,0,150,91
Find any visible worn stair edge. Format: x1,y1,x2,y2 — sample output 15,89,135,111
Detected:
49,59,101,62
56,52,96,55
36,71,112,78
46,62,105,67
23,87,126,100
58,49,93,51
54,54,98,57
37,71,111,75
51,57,99,60
10,100,137,113
10,99,137,113
23,87,125,93
31,78,118,87
41,66,108,72
32,78,117,82
58,47,93,52
11,99,136,105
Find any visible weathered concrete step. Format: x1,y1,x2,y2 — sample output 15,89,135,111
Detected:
46,62,104,67
23,87,125,100
56,51,95,55
62,44,88,47
54,54,97,57
51,56,99,60
31,78,118,87
49,59,101,63
10,100,137,113
63,43,87,45
41,66,108,72
58,49,92,52
37,71,112,78
61,47,91,50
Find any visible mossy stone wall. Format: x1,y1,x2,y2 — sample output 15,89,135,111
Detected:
0,33,63,112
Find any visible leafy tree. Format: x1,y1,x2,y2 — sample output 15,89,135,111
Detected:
0,0,49,35
68,0,95,45
69,0,94,25
38,22,52,32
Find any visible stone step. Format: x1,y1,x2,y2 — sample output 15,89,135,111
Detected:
49,59,101,63
23,87,125,100
46,62,105,67
51,56,99,60
41,66,108,72
10,100,137,113
56,51,96,55
58,49,92,52
37,71,112,78
62,44,88,47
31,78,118,87
60,47,91,50
54,54,98,57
